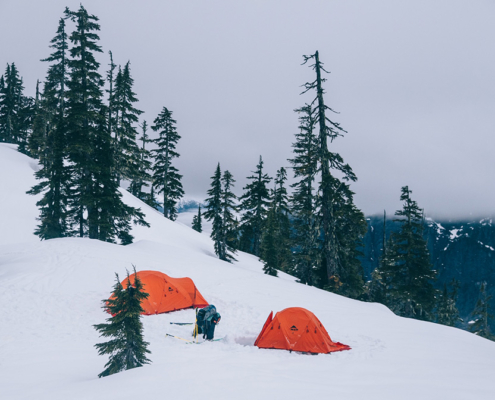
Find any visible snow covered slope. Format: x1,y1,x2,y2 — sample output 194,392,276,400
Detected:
1,143,495,400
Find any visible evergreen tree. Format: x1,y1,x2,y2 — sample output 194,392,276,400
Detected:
204,164,225,260
28,80,46,158
329,184,367,298
106,51,116,138
94,268,151,378
301,51,365,294
151,107,184,220
64,5,147,242
261,168,292,276
221,170,238,262
468,282,494,340
129,120,152,202
112,61,143,185
27,17,71,239
192,205,202,233
238,156,271,257
261,204,278,276
272,167,292,272
436,279,461,327
377,186,437,320
289,105,319,285
0,63,33,149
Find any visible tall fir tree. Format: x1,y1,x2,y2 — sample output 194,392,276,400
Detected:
192,205,203,233
64,5,147,242
260,204,279,276
28,80,46,158
261,168,292,276
272,167,292,272
376,186,437,320
112,61,143,185
94,268,151,378
129,120,153,202
0,63,33,150
106,51,116,138
151,107,184,220
289,105,319,285
468,282,494,340
301,51,366,296
221,170,238,262
238,156,271,257
204,164,225,260
27,17,71,239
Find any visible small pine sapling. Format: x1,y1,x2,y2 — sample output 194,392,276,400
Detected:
94,267,151,377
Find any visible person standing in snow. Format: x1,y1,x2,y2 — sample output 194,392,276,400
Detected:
195,305,221,340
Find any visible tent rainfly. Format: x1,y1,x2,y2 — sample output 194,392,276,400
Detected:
254,307,351,354
119,270,208,315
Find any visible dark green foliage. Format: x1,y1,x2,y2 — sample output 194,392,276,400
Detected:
204,165,238,262
261,168,292,276
436,279,461,327
238,156,271,257
106,51,116,137
0,63,33,151
204,164,225,259
94,268,151,378
468,282,494,340
129,120,153,202
151,107,184,220
192,205,202,233
64,5,106,237
324,180,367,298
261,205,278,276
112,61,143,185
289,105,319,285
27,17,70,239
221,170,238,262
63,5,148,242
375,186,437,320
28,81,46,158
300,51,365,297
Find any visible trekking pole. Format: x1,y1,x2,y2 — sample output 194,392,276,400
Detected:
194,308,199,343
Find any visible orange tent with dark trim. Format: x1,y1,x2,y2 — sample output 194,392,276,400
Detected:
254,307,350,354
120,270,208,315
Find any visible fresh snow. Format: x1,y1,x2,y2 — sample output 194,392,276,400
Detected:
449,228,461,240
1,143,495,400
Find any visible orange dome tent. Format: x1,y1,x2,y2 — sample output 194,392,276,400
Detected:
254,307,350,354
119,270,208,315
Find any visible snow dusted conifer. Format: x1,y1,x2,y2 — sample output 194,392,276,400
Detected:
289,105,319,285
112,61,143,185
204,164,224,259
238,156,271,257
221,170,238,262
27,16,71,239
129,120,153,202
436,279,461,327
94,267,151,377
468,282,494,340
151,107,184,220
301,52,365,295
64,5,148,242
261,201,279,276
192,205,203,233
0,63,33,150
377,186,437,320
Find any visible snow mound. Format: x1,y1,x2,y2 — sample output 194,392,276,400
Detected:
1,143,495,400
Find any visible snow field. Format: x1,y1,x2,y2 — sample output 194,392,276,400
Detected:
1,143,495,400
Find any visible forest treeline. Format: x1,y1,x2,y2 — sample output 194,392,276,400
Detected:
0,5,492,340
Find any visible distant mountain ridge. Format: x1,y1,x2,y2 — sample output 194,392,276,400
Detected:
361,215,495,330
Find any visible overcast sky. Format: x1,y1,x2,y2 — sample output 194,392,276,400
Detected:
1,0,494,219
